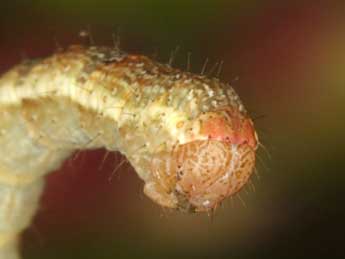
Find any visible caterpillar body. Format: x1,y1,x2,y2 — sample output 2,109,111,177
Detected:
0,45,258,259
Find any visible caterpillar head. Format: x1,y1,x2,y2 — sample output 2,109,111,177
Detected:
144,107,258,212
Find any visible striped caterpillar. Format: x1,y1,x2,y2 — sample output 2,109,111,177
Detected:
0,45,258,259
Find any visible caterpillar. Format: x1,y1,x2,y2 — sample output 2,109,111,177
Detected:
0,45,258,259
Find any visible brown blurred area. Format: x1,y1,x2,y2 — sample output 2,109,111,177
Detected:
1,1,345,259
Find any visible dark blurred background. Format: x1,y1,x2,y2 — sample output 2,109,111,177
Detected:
1,1,345,258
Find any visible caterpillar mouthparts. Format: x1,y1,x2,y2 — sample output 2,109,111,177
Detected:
0,44,258,258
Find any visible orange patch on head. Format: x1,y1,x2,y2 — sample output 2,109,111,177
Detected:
144,108,258,212
201,116,234,141
200,109,258,149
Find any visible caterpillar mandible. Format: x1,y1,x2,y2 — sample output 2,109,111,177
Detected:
0,45,258,259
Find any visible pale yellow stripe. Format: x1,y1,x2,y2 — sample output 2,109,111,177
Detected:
0,170,36,187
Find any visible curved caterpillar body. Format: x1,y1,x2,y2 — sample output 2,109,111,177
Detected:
0,45,258,258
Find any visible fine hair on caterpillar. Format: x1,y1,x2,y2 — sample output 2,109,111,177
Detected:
0,43,259,259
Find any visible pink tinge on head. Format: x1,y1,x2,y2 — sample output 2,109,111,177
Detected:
200,108,258,149
144,108,258,212
231,118,257,149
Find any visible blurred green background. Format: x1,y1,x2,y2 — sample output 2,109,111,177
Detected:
1,1,345,258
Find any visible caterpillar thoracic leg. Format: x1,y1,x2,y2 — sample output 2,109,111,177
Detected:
0,45,258,258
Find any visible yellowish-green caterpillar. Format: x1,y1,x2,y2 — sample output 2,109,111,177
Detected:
0,45,258,259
